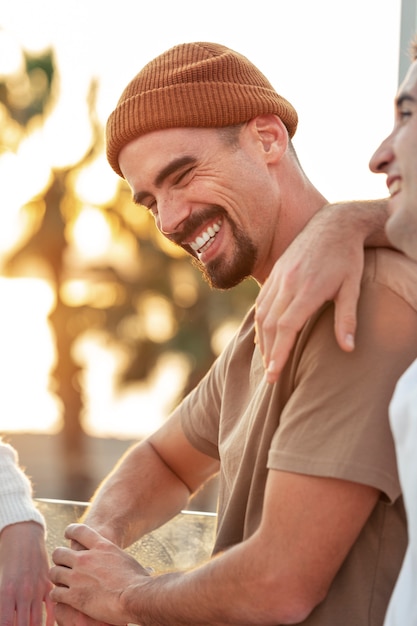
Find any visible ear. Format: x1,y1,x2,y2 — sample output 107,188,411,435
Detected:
249,114,288,163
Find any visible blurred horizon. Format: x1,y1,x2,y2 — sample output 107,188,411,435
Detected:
0,1,406,501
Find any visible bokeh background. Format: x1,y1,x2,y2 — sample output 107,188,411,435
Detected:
0,0,409,508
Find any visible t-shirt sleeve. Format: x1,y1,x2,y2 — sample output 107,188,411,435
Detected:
180,309,256,459
268,276,417,503
180,350,225,459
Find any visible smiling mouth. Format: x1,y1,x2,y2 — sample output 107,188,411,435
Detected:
389,179,402,197
189,219,222,255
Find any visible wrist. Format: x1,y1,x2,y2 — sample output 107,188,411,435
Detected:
121,571,162,626
80,514,124,547
323,198,390,247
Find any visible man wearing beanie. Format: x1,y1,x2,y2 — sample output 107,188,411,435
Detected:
50,42,417,625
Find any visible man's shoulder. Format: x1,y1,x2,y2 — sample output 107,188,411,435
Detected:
362,248,417,311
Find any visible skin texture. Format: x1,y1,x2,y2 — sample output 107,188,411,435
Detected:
370,59,417,262
0,521,54,626
49,116,386,625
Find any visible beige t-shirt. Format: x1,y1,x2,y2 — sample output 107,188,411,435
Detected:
181,249,417,625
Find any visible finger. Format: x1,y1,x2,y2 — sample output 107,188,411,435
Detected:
255,290,291,367
263,295,326,382
13,599,31,626
50,580,71,604
44,592,56,626
52,546,75,568
265,329,298,383
49,564,72,588
29,600,43,626
333,281,359,352
71,538,87,551
65,523,98,548
15,602,30,626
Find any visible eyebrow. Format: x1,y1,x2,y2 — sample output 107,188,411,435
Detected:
396,92,417,108
133,156,196,205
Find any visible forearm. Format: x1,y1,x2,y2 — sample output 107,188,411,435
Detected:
81,440,191,548
363,199,391,247
53,526,311,626
325,197,391,247
123,537,308,626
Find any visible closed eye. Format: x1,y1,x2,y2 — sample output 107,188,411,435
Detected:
398,107,412,121
174,167,194,186
396,93,416,123
137,195,157,216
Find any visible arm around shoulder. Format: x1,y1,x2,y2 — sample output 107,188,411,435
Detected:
255,197,392,382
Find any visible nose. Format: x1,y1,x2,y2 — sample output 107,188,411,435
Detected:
156,189,192,236
369,132,394,173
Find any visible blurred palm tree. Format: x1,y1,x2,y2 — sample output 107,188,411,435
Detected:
0,42,259,499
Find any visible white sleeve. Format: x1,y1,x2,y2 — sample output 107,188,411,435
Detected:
0,440,45,533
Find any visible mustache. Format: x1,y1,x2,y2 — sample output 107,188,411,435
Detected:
167,205,227,248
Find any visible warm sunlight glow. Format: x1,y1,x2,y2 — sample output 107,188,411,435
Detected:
0,0,403,444
74,155,119,206
0,277,61,432
0,30,23,76
139,293,177,343
60,279,124,309
41,98,93,169
211,319,240,356
0,279,191,438
0,149,50,257
16,131,52,196
74,330,191,438
170,263,199,308
70,206,113,259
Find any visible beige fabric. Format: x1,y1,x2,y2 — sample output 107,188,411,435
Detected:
181,248,417,625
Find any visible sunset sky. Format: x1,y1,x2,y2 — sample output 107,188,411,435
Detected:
0,0,408,436
1,0,404,201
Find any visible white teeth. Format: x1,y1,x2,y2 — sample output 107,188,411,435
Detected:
389,180,402,196
190,219,222,252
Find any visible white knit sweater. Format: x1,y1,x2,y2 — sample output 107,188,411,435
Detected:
0,440,45,533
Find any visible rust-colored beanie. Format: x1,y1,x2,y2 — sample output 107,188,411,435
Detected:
106,42,298,177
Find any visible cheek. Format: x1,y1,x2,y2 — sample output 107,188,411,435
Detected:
393,122,417,166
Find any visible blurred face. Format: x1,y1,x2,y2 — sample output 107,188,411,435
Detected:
118,124,279,288
369,60,417,260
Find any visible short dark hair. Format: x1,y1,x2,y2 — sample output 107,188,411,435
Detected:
217,123,245,147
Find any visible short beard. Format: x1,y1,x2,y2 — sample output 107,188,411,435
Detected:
191,215,257,290
168,205,257,290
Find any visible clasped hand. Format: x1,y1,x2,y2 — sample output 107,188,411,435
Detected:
50,524,151,626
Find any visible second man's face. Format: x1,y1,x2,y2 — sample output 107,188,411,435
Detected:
370,60,417,261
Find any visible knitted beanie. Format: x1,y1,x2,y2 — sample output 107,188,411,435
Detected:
106,42,298,178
